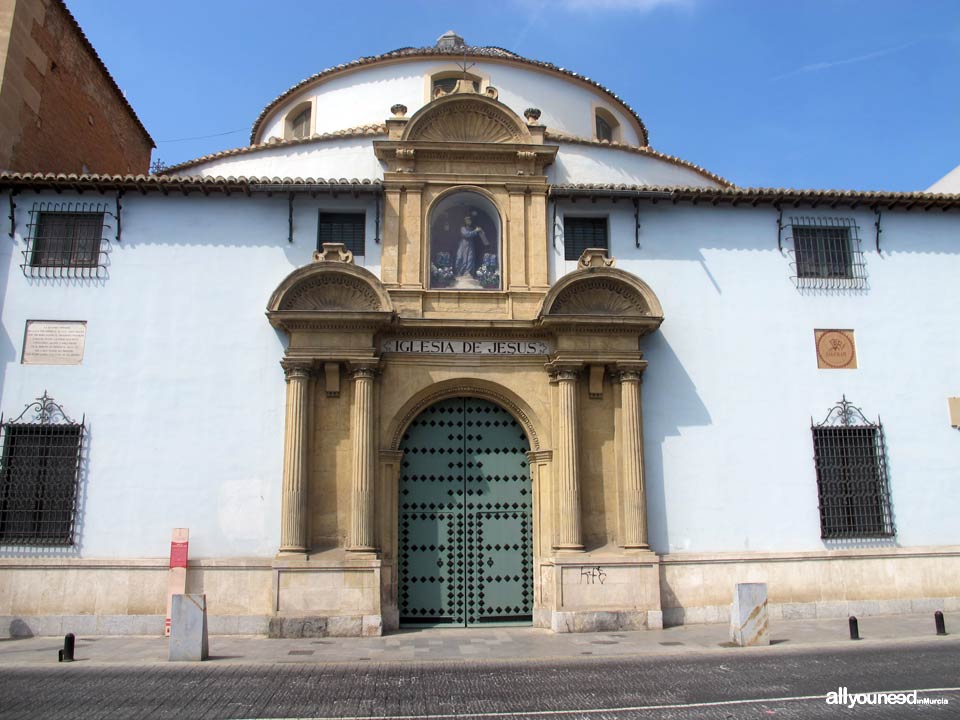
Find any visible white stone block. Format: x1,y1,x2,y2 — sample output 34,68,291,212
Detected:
646,610,663,630
169,594,209,661
730,583,769,647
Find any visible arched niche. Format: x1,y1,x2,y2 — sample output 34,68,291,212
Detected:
538,267,664,332
402,94,532,144
427,189,502,291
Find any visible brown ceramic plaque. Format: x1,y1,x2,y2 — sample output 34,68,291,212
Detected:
815,329,857,369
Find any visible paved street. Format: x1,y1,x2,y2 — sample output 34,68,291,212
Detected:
0,632,957,719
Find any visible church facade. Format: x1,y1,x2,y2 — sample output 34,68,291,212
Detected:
1,33,958,637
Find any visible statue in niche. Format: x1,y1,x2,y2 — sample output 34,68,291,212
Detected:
429,193,500,290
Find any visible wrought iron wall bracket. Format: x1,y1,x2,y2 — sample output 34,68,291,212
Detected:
874,208,882,253
374,189,382,244
8,190,17,240
115,191,123,242
776,206,784,252
633,197,641,248
287,192,294,244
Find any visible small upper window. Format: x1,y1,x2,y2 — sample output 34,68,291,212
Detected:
0,392,84,546
563,216,608,261
318,212,365,257
23,203,109,278
432,73,480,98
811,396,894,540
285,103,312,140
789,218,865,289
595,108,620,142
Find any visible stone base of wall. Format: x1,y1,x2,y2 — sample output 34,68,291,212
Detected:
548,609,662,633
660,546,960,627
0,614,270,638
267,614,383,638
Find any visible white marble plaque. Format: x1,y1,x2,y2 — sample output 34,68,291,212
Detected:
381,338,549,355
22,321,87,365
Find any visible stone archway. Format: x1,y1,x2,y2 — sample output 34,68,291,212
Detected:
397,395,533,627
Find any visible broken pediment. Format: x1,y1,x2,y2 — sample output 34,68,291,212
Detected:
402,95,531,144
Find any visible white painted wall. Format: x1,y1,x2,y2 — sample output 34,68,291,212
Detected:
3,187,957,562
553,202,960,553
0,190,380,559
258,59,642,146
551,143,722,187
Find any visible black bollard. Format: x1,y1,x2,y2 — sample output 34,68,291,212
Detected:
848,616,860,640
935,611,947,636
58,633,75,662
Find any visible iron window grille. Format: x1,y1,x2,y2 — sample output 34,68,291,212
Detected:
811,396,894,540
563,216,608,261
0,392,84,546
23,202,112,279
318,211,365,257
787,217,866,289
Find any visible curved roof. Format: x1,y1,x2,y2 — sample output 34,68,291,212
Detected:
250,40,650,147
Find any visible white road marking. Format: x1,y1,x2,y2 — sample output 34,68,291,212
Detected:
232,685,960,720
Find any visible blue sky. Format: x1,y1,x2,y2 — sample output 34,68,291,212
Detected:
68,0,960,191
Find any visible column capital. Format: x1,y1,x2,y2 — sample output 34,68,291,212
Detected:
348,362,380,380
612,361,647,384
545,360,583,383
281,361,312,381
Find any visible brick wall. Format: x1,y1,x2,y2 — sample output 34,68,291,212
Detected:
0,0,152,174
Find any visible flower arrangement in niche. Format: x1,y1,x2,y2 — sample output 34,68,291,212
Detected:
476,253,500,289
430,252,454,287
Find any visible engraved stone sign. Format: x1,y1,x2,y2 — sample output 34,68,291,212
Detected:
22,320,87,365
815,329,857,369
381,338,549,355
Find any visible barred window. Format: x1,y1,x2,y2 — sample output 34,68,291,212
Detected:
318,212,365,257
0,393,83,546
23,202,110,278
563,216,607,261
789,218,866,289
290,108,311,139
811,397,894,540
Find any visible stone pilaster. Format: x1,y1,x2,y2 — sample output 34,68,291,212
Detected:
550,365,584,550
279,362,311,554
348,363,379,552
616,364,649,548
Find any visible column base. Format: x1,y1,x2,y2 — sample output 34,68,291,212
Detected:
277,548,308,560
346,546,378,554
553,544,585,551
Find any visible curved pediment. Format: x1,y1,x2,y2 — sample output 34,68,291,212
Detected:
267,262,394,315
539,268,663,326
402,95,532,144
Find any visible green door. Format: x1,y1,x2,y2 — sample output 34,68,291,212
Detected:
398,397,532,626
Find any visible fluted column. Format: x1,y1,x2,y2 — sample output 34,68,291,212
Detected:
279,362,311,554
617,365,649,548
348,363,378,552
551,365,584,550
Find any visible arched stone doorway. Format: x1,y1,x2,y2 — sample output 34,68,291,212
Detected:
397,396,532,627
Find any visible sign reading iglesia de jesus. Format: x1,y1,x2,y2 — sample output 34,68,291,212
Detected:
381,338,549,355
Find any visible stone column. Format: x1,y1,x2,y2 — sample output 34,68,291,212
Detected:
279,362,311,554
552,365,584,550
617,365,649,548
348,364,378,552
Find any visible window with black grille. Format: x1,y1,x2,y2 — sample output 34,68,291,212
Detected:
790,218,866,289
563,216,607,261
24,202,110,278
811,397,893,540
0,394,83,546
318,212,365,257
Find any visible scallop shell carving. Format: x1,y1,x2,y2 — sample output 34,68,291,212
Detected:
550,279,648,316
408,101,523,143
281,275,382,311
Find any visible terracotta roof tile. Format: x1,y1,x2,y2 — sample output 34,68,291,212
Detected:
250,45,650,147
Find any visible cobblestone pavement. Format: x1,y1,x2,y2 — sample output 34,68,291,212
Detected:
0,611,954,666
0,639,957,719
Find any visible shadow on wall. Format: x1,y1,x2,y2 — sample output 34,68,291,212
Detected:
640,331,712,554
0,231,17,400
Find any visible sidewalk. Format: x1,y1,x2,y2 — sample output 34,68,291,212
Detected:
0,611,955,667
